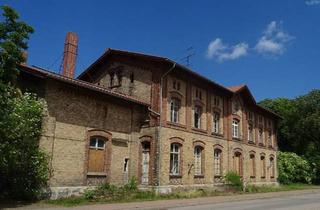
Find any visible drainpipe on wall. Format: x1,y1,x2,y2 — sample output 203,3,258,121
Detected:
156,62,176,192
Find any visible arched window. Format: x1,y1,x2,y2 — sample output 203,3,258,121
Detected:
233,151,242,176
214,149,222,177
194,106,202,129
249,154,256,178
170,98,181,123
261,155,266,178
213,112,220,134
269,156,275,178
194,146,203,176
88,136,106,173
232,119,240,138
170,143,181,175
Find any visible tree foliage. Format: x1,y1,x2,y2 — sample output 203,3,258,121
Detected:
0,5,34,85
259,89,320,183
0,5,48,200
277,152,313,184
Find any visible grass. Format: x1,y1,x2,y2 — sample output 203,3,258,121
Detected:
45,183,319,207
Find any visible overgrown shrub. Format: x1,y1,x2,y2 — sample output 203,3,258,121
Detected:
84,177,138,200
224,171,243,191
0,90,49,200
278,151,313,184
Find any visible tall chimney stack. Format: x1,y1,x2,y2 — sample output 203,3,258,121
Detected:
61,32,78,78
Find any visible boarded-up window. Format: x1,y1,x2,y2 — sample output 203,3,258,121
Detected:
261,155,266,178
249,154,255,177
233,152,242,176
88,137,106,172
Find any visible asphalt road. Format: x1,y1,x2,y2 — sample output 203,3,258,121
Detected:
171,192,320,210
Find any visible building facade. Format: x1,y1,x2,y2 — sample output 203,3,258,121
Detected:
18,47,280,197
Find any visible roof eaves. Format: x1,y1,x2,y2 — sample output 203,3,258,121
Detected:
19,64,149,107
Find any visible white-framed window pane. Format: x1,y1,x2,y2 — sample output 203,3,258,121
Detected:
170,98,180,123
170,144,180,175
232,119,239,138
214,149,222,176
213,112,220,133
90,137,105,149
194,106,202,128
194,147,202,175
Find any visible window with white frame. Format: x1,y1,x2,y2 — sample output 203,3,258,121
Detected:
213,112,220,134
90,137,105,150
232,119,240,138
194,146,203,176
170,143,181,175
170,98,180,123
214,149,222,176
194,106,202,129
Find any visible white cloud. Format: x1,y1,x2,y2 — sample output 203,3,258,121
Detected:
306,0,320,5
255,21,294,55
206,38,248,62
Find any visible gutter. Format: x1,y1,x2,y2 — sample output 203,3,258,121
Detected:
156,61,176,190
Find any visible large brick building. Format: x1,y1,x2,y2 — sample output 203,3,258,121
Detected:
18,33,280,197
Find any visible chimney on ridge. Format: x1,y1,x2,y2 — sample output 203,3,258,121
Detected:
61,32,78,78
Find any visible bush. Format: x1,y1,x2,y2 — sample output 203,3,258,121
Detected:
0,90,49,200
278,151,313,184
224,171,243,191
84,177,138,200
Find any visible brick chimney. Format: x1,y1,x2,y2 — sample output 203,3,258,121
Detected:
61,32,78,78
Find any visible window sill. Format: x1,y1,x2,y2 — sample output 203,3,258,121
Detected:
87,172,107,176
270,176,275,179
250,176,256,178
192,128,207,133
194,175,204,178
261,176,266,179
170,175,182,179
214,175,222,178
232,137,242,141
258,143,265,147
248,141,255,145
167,121,187,129
212,133,223,138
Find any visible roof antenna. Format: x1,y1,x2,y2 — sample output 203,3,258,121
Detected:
180,46,195,67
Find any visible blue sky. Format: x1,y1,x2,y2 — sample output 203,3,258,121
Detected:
2,0,320,101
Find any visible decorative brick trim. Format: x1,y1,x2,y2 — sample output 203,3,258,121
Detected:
193,140,206,147
169,137,185,144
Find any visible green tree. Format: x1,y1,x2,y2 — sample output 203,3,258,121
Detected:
0,5,33,86
0,5,48,200
259,89,320,183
